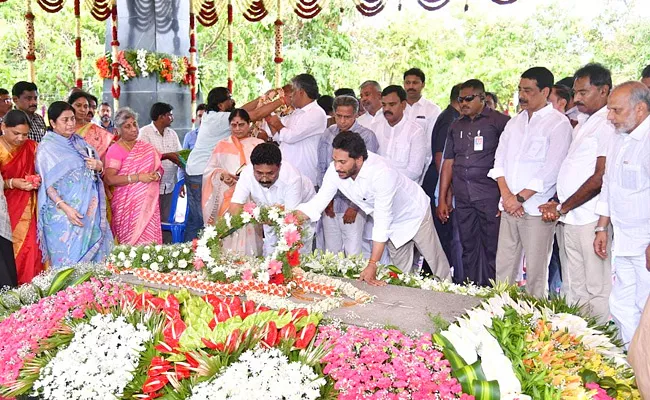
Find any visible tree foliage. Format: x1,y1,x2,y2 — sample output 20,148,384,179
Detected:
0,0,648,109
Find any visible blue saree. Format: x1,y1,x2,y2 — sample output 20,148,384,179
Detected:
35,131,113,268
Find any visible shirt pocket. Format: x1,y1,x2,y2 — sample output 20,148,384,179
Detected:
621,163,642,190
393,144,410,167
523,136,549,162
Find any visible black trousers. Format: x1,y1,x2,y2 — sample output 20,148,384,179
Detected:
455,196,500,287
0,235,18,288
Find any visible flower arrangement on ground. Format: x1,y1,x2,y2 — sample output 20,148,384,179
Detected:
95,49,192,85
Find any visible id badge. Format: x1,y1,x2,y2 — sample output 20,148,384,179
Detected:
474,135,484,151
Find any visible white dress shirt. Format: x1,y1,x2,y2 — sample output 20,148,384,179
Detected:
595,115,650,256
371,116,428,182
273,100,327,186
406,96,442,144
186,111,231,176
357,110,385,130
231,162,314,209
488,104,572,215
138,122,182,194
557,106,615,225
298,152,430,248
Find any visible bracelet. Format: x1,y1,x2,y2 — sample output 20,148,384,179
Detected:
594,226,608,233
55,200,64,209
8,178,13,189
127,174,132,184
368,260,378,265
136,174,140,183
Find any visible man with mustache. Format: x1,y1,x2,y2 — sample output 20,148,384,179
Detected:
316,95,379,256
98,102,115,134
371,85,428,183
437,79,510,287
230,143,315,256
489,67,572,298
538,63,615,323
296,132,450,284
593,81,650,346
357,80,384,129
11,81,46,143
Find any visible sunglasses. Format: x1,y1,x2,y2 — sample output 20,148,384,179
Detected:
457,94,483,103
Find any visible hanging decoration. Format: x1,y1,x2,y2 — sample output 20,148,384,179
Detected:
110,0,120,107
87,0,112,21
35,0,64,13
227,0,233,92
25,0,36,82
417,0,450,11
197,0,219,26
74,0,83,88
241,0,267,22
189,0,198,120
491,0,517,4
273,0,283,88
355,0,386,17
293,0,324,19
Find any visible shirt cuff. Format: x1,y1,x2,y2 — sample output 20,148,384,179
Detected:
371,226,390,244
595,201,610,217
275,127,288,142
524,178,544,193
487,167,504,180
297,203,322,222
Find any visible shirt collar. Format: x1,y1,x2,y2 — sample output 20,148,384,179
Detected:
526,103,554,120
299,100,318,112
629,115,650,141
150,122,168,136
356,154,375,181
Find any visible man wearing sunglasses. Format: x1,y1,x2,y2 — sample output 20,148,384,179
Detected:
488,67,572,298
437,79,510,287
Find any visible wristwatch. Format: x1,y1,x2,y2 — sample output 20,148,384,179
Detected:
516,193,525,203
556,203,566,217
594,226,608,233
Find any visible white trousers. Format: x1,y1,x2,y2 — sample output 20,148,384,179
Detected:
362,217,391,265
609,254,650,347
321,211,366,256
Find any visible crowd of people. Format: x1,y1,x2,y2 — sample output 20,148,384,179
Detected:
1,63,650,347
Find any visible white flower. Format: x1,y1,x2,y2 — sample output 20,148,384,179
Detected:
241,212,252,224
157,256,164,262
129,250,136,258
257,271,270,284
183,248,190,254
203,225,217,240
178,260,188,269
150,262,159,272
154,245,162,252
141,253,150,262
117,252,126,261
124,260,132,268
171,250,180,258
224,213,232,228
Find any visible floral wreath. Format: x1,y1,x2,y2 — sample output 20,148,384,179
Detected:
109,203,371,312
96,49,193,86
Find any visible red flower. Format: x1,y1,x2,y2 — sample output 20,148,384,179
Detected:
388,271,399,279
269,273,285,285
287,250,300,267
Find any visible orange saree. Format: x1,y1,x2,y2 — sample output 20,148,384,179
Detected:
0,140,43,284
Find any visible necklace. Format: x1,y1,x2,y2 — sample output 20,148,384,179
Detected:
120,139,135,151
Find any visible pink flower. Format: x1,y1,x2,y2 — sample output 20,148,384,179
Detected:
284,229,300,247
268,260,283,275
193,257,205,270
242,269,253,281
243,202,257,214
284,213,298,225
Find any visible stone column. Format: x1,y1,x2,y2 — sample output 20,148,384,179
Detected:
103,0,191,137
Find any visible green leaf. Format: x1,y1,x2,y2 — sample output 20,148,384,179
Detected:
46,268,76,296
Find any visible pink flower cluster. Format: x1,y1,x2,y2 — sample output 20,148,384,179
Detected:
585,382,615,400
0,279,126,386
318,326,474,400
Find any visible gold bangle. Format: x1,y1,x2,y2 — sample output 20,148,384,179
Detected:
8,178,13,189
127,174,132,184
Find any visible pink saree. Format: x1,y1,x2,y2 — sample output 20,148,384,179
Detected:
202,135,263,256
105,141,163,245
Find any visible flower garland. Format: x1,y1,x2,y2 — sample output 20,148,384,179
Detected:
31,314,152,400
188,347,326,400
95,49,192,86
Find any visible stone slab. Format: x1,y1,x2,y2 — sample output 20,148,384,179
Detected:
116,275,482,334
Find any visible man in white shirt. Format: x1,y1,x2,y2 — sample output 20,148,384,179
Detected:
317,95,379,256
357,80,383,129
594,81,650,345
138,102,183,243
371,85,428,183
230,143,315,256
488,67,572,298
538,63,615,323
296,132,450,285
265,73,328,187
403,67,442,154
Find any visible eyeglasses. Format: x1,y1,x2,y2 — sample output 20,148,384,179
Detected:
457,95,483,103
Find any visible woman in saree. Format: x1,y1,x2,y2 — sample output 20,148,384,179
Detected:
103,108,163,245
68,91,114,159
202,109,264,255
36,101,113,268
0,110,43,283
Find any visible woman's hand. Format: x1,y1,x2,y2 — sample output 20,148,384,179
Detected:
138,173,158,184
61,203,84,227
11,178,37,191
85,158,103,172
221,173,238,187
